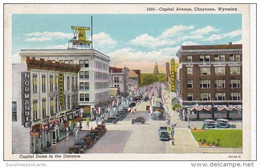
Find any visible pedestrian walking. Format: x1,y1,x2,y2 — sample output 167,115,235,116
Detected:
171,119,179,146
86,117,90,128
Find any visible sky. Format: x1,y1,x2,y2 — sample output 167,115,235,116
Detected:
12,14,242,73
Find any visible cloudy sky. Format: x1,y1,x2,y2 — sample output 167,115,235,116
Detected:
12,14,242,73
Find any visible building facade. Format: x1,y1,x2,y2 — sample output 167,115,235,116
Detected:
128,70,139,95
177,43,242,120
109,66,129,96
20,49,110,119
17,57,81,153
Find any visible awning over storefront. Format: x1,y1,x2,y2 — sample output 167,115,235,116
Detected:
188,105,212,111
214,105,242,111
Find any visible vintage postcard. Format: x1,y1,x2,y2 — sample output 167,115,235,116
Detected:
3,3,256,161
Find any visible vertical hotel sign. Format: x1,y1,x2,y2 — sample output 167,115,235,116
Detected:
59,74,64,107
21,72,31,128
170,58,175,92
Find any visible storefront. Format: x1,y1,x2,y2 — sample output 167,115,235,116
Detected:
30,124,42,153
58,116,67,141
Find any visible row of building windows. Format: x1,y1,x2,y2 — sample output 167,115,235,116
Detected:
80,93,90,102
94,82,109,90
94,72,109,80
32,74,77,94
95,61,108,71
186,66,240,75
186,92,241,101
186,54,241,62
187,79,240,89
32,95,77,121
79,71,89,79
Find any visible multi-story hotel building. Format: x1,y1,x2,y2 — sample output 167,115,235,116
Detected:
177,43,242,120
20,49,110,119
109,66,129,96
13,57,81,153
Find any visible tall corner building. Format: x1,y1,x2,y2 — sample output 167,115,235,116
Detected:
177,43,242,120
20,49,110,119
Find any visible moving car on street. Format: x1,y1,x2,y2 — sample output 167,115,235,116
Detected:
216,119,236,128
104,117,118,124
203,119,217,129
129,102,136,108
151,111,166,120
158,126,168,136
132,117,145,124
159,131,170,141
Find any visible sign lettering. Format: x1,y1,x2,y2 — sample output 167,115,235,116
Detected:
21,72,31,128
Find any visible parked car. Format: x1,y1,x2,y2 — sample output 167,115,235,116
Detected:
129,102,136,108
132,117,145,124
216,119,236,128
144,96,150,101
86,132,98,143
151,112,166,120
104,117,118,124
69,145,83,154
158,126,168,136
71,140,87,153
203,119,217,128
81,137,94,149
159,131,170,141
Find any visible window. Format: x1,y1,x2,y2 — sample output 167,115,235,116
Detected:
85,94,89,101
187,93,193,101
42,75,46,93
79,60,84,67
12,101,17,121
50,75,54,92
59,60,64,63
215,55,225,62
215,80,225,88
200,67,210,75
67,76,70,90
114,76,119,83
230,66,240,75
79,71,84,79
230,80,240,88
187,80,193,88
69,60,74,64
200,80,210,88
215,67,225,75
55,97,58,113
50,98,54,116
230,92,241,100
80,94,84,101
80,82,84,90
64,60,68,64
114,84,119,88
220,55,225,62
200,93,211,101
235,55,241,61
72,77,75,90
187,67,193,75
187,56,192,62
33,100,38,121
33,74,37,93
85,71,89,79
200,56,204,62
215,93,226,100
42,98,47,118
67,95,71,110
205,55,210,62
84,60,89,67
85,82,89,90
229,55,234,61
55,75,58,91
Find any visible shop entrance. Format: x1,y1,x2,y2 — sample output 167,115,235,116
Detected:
52,131,56,145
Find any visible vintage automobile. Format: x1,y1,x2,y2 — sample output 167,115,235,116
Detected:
90,129,101,140
81,137,94,149
129,102,136,108
151,112,166,121
69,145,82,154
203,119,217,129
133,96,143,101
216,119,236,128
159,131,170,141
131,117,145,124
97,124,107,133
158,126,168,136
143,96,150,101
86,132,98,143
104,117,118,124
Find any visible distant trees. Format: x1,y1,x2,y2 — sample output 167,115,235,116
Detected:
140,73,167,87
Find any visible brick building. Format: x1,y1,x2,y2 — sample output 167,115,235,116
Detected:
177,43,242,120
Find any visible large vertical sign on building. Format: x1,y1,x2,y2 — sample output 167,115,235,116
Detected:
21,72,31,128
59,74,64,107
170,58,176,92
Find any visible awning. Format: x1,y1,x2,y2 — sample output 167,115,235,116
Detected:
214,105,242,111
